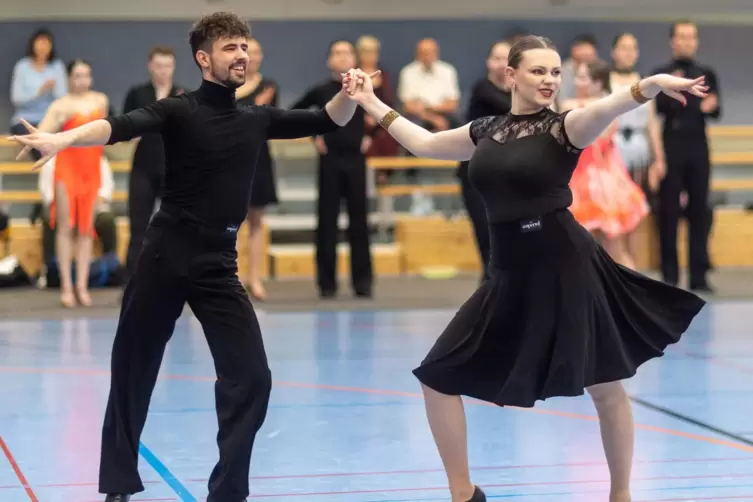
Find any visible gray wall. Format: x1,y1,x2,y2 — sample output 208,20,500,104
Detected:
1,18,752,129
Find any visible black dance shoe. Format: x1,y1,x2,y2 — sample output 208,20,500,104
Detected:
104,495,131,502
467,485,486,501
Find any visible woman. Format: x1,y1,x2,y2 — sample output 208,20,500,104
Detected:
458,40,512,281
610,33,666,195
36,59,109,308
235,37,279,301
356,35,399,186
343,36,707,502
9,28,67,160
561,61,649,269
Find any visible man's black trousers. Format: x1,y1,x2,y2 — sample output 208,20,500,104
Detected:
98,204,272,501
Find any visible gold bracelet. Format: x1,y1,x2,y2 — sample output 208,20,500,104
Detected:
378,110,401,130
630,81,651,104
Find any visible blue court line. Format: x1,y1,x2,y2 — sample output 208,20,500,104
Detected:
138,441,196,502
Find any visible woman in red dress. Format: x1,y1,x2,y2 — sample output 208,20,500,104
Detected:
36,59,109,307
561,61,649,269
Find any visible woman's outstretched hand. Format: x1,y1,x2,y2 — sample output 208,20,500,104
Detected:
648,74,708,105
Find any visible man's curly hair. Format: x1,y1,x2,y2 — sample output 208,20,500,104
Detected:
188,12,250,65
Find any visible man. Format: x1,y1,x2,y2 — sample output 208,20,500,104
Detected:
397,38,461,182
652,20,720,292
397,38,461,133
121,47,183,284
37,154,119,287
10,12,361,502
290,40,374,299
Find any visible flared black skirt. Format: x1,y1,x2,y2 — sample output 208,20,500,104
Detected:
412,209,706,408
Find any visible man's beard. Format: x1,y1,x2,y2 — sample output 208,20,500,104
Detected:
211,64,245,89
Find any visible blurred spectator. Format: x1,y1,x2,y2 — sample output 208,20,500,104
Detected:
458,40,512,282
558,34,599,103
398,38,461,133
236,37,279,301
356,35,398,158
38,155,119,290
33,59,109,307
9,28,68,160
652,20,720,292
121,46,182,287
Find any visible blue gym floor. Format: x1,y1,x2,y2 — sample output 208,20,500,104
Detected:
1,300,753,502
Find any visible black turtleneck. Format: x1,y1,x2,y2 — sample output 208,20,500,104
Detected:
290,79,366,153
652,58,721,139
106,79,339,226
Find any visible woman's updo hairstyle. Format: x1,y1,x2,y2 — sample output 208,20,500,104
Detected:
507,35,558,69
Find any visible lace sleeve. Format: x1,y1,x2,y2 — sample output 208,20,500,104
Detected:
469,116,497,145
549,110,582,154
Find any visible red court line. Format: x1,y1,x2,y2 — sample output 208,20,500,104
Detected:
241,471,753,498
0,455,745,491
3,365,753,454
82,499,175,502
0,435,38,502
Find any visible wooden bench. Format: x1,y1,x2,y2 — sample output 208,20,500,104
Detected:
5,219,269,279
394,207,753,272
268,243,402,278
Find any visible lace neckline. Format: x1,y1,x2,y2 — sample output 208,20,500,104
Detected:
509,108,549,121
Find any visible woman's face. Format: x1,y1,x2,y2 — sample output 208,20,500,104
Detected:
574,63,603,97
69,62,92,93
33,35,53,61
612,34,639,69
357,41,380,68
487,42,510,81
505,48,561,108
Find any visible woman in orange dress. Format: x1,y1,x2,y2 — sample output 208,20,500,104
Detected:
36,59,109,307
561,61,649,269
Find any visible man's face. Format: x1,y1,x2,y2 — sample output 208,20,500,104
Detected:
149,53,175,86
198,36,249,88
570,42,597,64
671,23,699,58
416,39,438,68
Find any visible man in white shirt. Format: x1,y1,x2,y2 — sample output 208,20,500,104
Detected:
37,155,118,285
398,38,461,133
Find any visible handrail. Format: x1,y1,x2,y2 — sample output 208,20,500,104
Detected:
377,178,753,197
1,177,750,204
0,190,128,203
1,151,753,176
1,125,751,146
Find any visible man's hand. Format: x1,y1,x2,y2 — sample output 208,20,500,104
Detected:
9,119,72,170
360,136,372,154
254,86,276,106
700,94,719,113
314,136,327,154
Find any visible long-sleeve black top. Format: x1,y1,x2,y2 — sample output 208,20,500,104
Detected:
122,81,184,176
466,77,512,122
458,77,512,176
106,79,339,227
652,58,721,140
289,79,365,153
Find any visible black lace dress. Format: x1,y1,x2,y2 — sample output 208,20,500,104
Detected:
412,108,706,408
